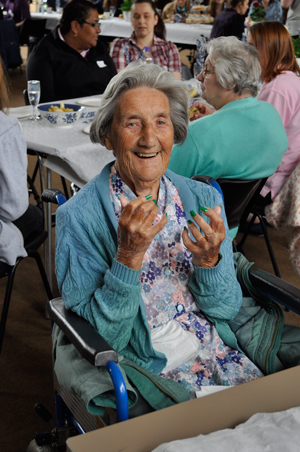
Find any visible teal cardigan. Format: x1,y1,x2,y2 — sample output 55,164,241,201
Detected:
55,163,243,375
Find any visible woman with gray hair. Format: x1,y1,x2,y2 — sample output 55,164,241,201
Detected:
55,61,264,407
169,36,288,209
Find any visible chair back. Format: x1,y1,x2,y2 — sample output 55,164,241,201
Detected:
0,20,22,70
192,175,267,230
216,178,267,230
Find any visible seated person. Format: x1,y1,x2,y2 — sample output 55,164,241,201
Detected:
248,21,300,206
246,0,282,26
5,0,30,28
204,0,225,19
26,0,117,103
168,36,288,186
210,0,249,39
0,58,43,266
55,62,265,407
281,0,300,39
110,0,182,80
161,0,191,22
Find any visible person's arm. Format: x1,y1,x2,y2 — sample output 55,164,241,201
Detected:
167,41,182,79
26,44,57,103
187,184,243,321
110,38,128,71
0,121,28,222
281,0,293,8
259,84,291,128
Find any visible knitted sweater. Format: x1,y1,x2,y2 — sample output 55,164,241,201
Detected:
55,163,242,375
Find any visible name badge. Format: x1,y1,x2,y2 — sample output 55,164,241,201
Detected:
97,61,107,68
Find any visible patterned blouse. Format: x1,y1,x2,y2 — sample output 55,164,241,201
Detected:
109,166,263,393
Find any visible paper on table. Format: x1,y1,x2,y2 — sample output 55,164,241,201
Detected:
9,106,32,119
76,97,103,107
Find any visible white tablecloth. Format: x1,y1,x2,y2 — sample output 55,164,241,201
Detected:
10,100,114,187
31,13,212,43
11,82,202,186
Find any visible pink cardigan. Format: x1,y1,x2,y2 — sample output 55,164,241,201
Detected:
258,71,300,199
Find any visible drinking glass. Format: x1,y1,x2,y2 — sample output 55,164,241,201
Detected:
27,80,41,120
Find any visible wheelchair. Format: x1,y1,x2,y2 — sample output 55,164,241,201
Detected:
27,187,300,452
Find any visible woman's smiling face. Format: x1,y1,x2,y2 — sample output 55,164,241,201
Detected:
103,87,174,195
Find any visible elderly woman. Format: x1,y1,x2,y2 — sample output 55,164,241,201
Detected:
168,37,287,188
55,61,265,401
110,0,182,80
26,0,117,103
247,21,300,205
161,0,191,22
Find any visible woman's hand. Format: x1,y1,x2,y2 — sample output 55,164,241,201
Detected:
182,206,225,268
189,102,214,121
245,16,251,27
116,195,168,270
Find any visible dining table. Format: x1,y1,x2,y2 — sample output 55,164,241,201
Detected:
9,96,114,289
31,12,213,43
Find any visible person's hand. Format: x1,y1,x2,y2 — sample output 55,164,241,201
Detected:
189,102,214,121
182,206,225,268
245,16,252,27
116,195,168,270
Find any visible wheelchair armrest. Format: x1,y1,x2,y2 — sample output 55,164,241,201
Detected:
248,268,300,315
48,298,118,367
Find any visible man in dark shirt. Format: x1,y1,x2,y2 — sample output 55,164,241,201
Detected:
210,0,249,40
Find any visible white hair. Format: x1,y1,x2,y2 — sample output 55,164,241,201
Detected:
90,62,189,146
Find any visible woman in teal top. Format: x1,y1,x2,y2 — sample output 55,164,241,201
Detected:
168,36,288,183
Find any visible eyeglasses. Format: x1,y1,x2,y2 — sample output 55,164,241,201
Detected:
200,67,216,78
82,21,101,30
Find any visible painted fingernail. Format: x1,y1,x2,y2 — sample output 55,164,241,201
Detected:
190,210,197,217
145,194,152,200
199,206,208,212
184,226,187,230
187,219,193,224
165,212,167,217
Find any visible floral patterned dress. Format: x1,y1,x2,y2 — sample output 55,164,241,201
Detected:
110,167,263,393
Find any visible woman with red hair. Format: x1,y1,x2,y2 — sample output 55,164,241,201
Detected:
248,20,300,204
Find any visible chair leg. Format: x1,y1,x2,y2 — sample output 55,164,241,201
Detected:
256,213,281,278
29,251,53,301
0,262,21,354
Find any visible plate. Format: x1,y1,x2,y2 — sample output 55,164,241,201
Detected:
77,97,103,107
9,106,32,119
82,125,91,134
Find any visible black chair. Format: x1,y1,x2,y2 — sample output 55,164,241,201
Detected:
238,201,281,278
192,175,267,231
19,18,48,56
0,173,53,355
0,19,23,72
192,175,281,277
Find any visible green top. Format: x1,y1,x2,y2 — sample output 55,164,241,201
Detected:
168,97,288,180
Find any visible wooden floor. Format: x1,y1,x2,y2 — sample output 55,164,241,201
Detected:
1,50,300,452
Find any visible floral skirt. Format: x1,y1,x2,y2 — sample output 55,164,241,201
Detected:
160,311,264,393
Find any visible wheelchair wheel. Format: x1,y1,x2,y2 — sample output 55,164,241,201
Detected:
27,439,54,452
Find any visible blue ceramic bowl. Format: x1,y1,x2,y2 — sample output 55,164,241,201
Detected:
38,103,86,127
